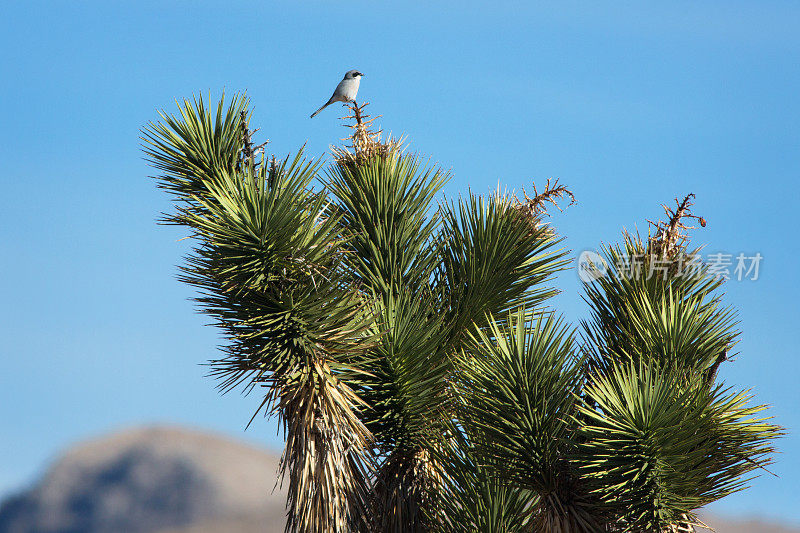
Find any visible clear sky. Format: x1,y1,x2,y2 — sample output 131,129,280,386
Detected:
2,0,798,524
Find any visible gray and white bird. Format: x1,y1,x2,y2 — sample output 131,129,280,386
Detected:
310,69,364,118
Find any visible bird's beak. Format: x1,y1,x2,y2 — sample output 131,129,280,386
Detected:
358,72,364,77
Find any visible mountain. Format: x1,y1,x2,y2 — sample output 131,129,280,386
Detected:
0,425,794,533
0,427,286,533
697,516,800,533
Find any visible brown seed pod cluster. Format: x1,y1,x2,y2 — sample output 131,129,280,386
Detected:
507,178,576,234
332,102,401,170
647,193,707,258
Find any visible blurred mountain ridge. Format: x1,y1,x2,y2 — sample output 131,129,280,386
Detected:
0,425,793,533
0,426,285,533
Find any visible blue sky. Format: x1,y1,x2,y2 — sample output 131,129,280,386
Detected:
2,0,798,524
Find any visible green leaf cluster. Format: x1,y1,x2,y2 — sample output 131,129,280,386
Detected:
145,94,781,533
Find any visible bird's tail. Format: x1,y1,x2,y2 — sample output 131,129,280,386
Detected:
310,103,328,119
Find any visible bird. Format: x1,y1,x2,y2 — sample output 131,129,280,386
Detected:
310,69,364,118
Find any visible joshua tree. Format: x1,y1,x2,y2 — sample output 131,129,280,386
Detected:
143,94,781,533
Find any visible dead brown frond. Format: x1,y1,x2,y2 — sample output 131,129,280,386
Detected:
647,193,706,258
369,446,446,533
278,360,374,533
331,102,402,170
664,514,706,533
528,487,602,533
